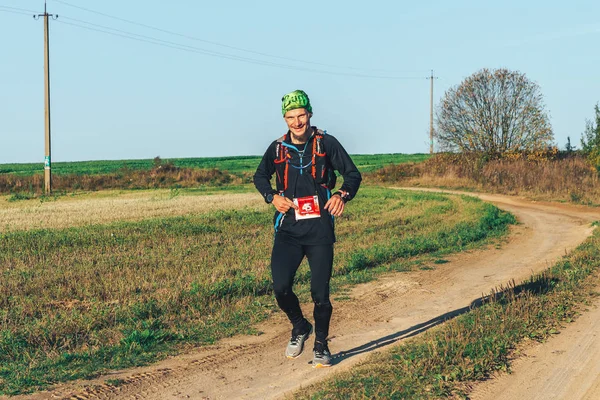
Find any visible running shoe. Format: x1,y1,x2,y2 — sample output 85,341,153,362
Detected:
312,340,332,368
285,323,313,359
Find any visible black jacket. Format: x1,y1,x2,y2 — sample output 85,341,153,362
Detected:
253,127,362,244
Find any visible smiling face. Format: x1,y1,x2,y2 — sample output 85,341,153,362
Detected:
284,108,312,141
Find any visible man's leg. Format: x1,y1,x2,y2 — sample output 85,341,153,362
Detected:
305,244,334,343
271,236,310,334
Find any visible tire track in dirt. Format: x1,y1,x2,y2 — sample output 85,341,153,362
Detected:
9,190,599,400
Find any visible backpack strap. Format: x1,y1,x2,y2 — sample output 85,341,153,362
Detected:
274,135,289,191
311,130,326,180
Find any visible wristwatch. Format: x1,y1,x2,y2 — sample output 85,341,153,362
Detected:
265,192,276,204
333,190,349,203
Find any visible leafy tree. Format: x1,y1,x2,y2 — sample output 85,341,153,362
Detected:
581,103,600,170
435,68,553,153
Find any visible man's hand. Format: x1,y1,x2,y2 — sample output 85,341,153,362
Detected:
272,195,298,214
324,194,345,217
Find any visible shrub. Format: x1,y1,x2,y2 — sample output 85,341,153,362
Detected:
0,167,238,194
368,151,600,204
581,103,600,172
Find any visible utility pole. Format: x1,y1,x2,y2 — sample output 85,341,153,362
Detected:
427,70,438,154
34,1,57,194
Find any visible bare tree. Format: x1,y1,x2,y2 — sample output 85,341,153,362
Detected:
435,68,553,153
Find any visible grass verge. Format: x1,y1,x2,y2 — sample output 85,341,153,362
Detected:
291,225,600,399
0,188,510,395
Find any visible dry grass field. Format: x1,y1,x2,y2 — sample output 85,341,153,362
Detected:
370,152,600,205
0,189,261,232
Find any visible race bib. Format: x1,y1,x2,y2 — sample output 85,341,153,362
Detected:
293,195,321,220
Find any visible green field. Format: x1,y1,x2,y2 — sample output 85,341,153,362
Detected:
0,187,511,395
0,153,430,176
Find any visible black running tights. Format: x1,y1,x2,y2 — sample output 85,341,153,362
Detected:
270,236,333,342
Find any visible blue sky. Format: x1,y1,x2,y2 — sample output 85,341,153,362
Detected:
1,0,599,163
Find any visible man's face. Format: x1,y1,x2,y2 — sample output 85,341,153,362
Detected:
284,108,311,136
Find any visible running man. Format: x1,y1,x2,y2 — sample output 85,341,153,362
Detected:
253,90,361,368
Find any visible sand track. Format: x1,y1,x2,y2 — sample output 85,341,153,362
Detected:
10,190,600,400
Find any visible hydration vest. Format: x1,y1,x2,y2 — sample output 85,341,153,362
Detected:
273,129,337,193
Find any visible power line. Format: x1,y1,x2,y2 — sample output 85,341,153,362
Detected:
53,0,409,75
0,6,37,17
56,19,290,69
58,16,302,69
4,6,426,79
0,5,38,14
0,9,31,16
55,17,425,80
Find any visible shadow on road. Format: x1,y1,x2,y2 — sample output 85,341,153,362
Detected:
333,273,557,365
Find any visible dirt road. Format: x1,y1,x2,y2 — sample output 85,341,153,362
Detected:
12,190,600,400
468,293,600,400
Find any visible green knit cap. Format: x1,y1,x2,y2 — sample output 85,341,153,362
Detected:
281,90,312,115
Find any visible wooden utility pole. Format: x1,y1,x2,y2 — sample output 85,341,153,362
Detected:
427,70,438,154
35,1,57,194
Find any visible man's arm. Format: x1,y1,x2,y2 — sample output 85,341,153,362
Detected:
325,135,362,202
253,141,278,203
253,141,298,213
323,134,361,217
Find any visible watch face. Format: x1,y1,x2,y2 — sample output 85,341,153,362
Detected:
266,193,274,203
